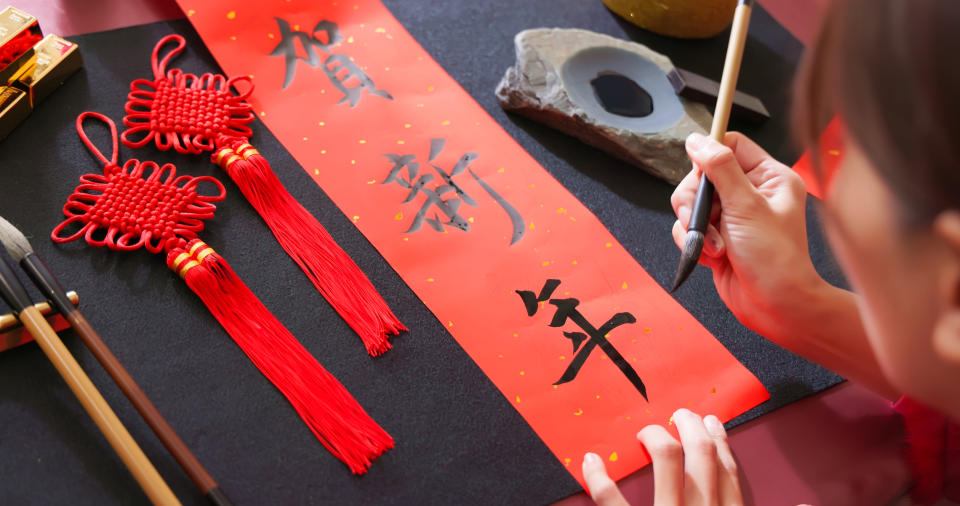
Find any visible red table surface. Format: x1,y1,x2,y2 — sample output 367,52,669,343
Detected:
14,0,920,504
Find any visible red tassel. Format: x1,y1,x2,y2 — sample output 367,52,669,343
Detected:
168,240,393,473
214,140,405,356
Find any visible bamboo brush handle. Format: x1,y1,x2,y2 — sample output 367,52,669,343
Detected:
18,306,181,506
66,311,219,495
709,0,753,142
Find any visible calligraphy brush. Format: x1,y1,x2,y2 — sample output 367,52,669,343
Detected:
0,249,179,505
670,0,755,292
0,217,233,506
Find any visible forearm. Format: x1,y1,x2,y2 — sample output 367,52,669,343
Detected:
764,281,900,400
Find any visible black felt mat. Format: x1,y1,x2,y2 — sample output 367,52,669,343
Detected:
0,3,843,505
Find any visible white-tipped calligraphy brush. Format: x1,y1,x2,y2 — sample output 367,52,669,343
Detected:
0,248,179,505
0,216,231,506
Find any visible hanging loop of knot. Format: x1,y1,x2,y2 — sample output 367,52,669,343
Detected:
122,35,255,155
54,112,226,253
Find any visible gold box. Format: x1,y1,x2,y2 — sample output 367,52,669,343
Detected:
0,85,29,141
0,6,41,85
13,34,82,106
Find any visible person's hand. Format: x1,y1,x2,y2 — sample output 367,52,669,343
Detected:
671,132,825,341
582,409,742,506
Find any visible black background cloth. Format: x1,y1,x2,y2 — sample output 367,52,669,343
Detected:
0,2,844,505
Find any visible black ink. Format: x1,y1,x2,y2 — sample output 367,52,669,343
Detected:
270,18,342,88
517,278,561,316
323,54,393,107
517,279,648,401
468,169,525,245
269,17,392,107
430,152,479,207
382,154,418,189
409,178,471,233
428,138,446,162
381,139,526,244
591,73,654,118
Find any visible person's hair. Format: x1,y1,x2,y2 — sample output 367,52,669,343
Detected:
794,0,960,224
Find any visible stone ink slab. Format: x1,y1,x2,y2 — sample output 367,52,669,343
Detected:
496,28,712,184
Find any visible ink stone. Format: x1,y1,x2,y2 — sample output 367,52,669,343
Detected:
496,28,712,184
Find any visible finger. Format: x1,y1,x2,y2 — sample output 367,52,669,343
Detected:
726,132,808,202
582,452,630,506
670,166,700,222
673,191,721,229
637,425,683,506
687,133,760,205
675,131,775,220
673,409,719,506
709,197,721,223
676,202,692,229
704,415,743,506
722,131,776,174
744,159,808,204
703,224,725,258
671,221,725,270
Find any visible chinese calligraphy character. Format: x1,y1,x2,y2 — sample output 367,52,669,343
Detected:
269,18,392,107
517,279,648,401
323,54,392,107
382,138,526,245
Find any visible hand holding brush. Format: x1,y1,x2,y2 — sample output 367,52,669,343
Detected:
0,216,233,506
671,0,755,292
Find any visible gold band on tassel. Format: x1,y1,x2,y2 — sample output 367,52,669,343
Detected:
214,148,232,165
189,241,215,262
238,144,259,160
172,251,200,279
214,148,240,169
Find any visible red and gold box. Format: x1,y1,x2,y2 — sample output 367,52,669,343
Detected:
11,34,82,106
0,84,29,140
0,6,41,85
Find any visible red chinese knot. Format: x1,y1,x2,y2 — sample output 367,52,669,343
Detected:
51,110,394,473
53,112,226,253
121,34,255,154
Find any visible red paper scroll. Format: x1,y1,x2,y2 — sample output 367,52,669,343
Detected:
792,116,845,200
178,0,769,487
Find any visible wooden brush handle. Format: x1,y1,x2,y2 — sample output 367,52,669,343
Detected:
689,0,754,235
18,306,180,506
708,0,753,142
17,253,230,505
66,311,220,496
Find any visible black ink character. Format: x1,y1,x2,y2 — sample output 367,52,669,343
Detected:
270,18,342,88
517,279,648,401
269,18,392,107
381,139,525,244
323,54,393,107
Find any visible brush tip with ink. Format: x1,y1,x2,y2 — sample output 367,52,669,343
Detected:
670,230,703,292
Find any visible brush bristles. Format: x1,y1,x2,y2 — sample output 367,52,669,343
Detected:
0,215,34,262
670,231,704,293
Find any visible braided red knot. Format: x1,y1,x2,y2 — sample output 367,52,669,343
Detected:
121,34,255,155
51,111,394,474
52,111,225,252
